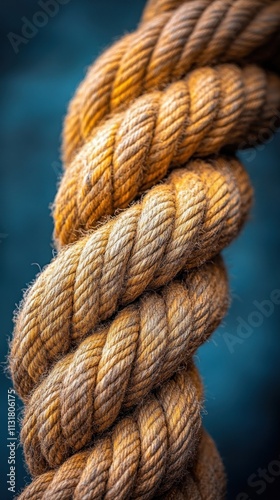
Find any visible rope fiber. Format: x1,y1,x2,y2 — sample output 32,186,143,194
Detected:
9,0,280,498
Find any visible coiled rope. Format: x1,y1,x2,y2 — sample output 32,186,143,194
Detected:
10,0,280,498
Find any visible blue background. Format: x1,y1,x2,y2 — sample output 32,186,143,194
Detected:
1,1,280,498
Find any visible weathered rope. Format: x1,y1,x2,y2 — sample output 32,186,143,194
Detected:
141,0,191,22
56,64,279,245
10,0,280,498
21,257,227,474
18,429,226,500
23,365,203,489
19,367,203,499
159,430,226,499
11,157,251,401
63,0,280,165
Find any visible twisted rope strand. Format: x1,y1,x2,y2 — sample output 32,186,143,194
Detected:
55,65,277,246
63,0,280,164
20,257,227,473
19,368,202,499
159,431,226,500
141,0,189,22
18,430,226,500
18,432,225,500
11,157,252,401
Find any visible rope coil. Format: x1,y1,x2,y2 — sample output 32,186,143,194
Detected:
63,0,280,164
10,0,280,498
55,65,279,246
12,157,251,401
21,257,227,475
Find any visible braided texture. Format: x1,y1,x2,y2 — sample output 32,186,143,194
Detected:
18,429,226,500
56,64,279,246
21,257,227,475
63,0,280,165
12,157,251,401
19,368,204,499
10,0,280,499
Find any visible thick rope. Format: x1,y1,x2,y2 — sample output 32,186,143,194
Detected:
18,429,226,500
23,365,203,488
141,0,190,22
21,257,227,474
19,367,203,499
159,430,226,499
56,64,279,245
11,157,251,401
10,0,280,498
63,0,280,165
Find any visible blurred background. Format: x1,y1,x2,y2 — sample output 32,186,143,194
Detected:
1,1,280,498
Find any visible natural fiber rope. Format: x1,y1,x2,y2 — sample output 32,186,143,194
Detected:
23,365,203,489
21,257,227,475
56,64,279,246
159,430,226,499
141,0,190,22
63,0,280,165
9,0,280,498
12,157,251,401
19,367,203,499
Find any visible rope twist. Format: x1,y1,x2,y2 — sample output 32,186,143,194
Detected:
9,0,280,498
